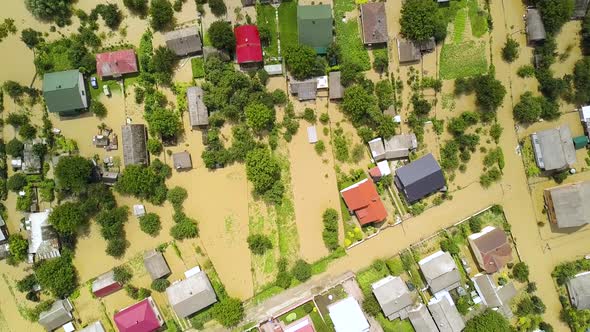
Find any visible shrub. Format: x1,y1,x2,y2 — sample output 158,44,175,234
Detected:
302,108,316,123
440,237,459,255
19,123,37,140
17,274,38,293
464,309,511,332
8,234,29,264
502,38,519,62
208,0,227,16
139,213,162,236
314,140,326,155
362,291,381,317
113,266,133,284
170,220,199,240
512,262,529,282
468,216,482,233
319,113,330,124
151,278,171,292
247,234,273,255
34,255,78,298
149,0,174,31
147,138,162,155
7,173,27,192
106,238,128,257
271,89,287,105
291,259,312,282
517,65,535,78
167,186,188,208
322,208,339,251
211,298,244,327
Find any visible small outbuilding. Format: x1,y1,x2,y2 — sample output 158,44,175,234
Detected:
418,251,461,294
92,270,123,298
468,226,512,273
427,295,465,332
144,249,171,280
526,8,546,44
329,71,344,100
408,304,438,332
122,124,149,166
187,86,209,129
567,271,590,310
165,27,202,56
297,5,333,54
530,125,576,172
42,69,88,115
264,64,283,76
173,151,193,171
114,297,164,332
372,275,413,320
234,25,263,68
394,153,445,203
26,210,60,262
166,270,218,318
307,126,318,143
360,2,388,45
384,134,418,160
133,204,146,217
95,49,138,79
572,0,590,19
397,38,421,64
544,180,590,229
328,297,370,332
368,138,386,162
38,299,74,332
101,171,119,186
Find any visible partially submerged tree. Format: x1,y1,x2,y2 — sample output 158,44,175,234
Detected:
208,0,227,17
48,202,87,235
501,38,519,63
400,0,446,42
25,0,73,26
21,28,44,49
55,156,93,193
284,44,326,80
208,21,236,52
247,234,273,255
34,254,78,298
538,0,574,35
149,0,174,31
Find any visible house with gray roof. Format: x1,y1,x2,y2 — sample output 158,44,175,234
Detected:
360,2,388,45
394,153,446,203
143,249,171,280
418,251,461,294
329,71,344,100
544,180,590,229
368,138,386,161
567,271,590,310
187,86,208,129
472,274,517,318
26,210,60,262
38,299,73,331
531,125,576,172
172,151,192,171
408,304,438,332
397,38,421,64
290,79,318,101
372,275,413,320
572,0,590,19
526,8,546,44
122,124,148,166
428,295,465,332
165,27,202,56
384,134,418,159
166,270,218,317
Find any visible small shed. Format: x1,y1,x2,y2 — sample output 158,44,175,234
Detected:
38,299,74,331
173,151,193,171
101,171,119,186
92,270,122,298
368,138,386,162
165,27,202,56
133,204,146,217
329,71,344,100
143,249,171,280
307,126,318,143
397,38,421,64
79,321,106,332
328,297,370,332
526,9,546,44
574,135,589,149
290,80,318,101
264,64,283,76
187,87,209,129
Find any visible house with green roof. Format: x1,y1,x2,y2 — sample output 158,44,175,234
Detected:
297,5,333,54
42,70,88,115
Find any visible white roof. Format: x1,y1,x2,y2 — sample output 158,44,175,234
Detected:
63,322,75,332
328,297,370,332
184,266,202,278
307,126,318,143
79,321,106,332
316,75,329,89
27,210,51,254
377,160,391,176
467,225,496,241
133,204,146,216
581,106,590,122
264,64,283,75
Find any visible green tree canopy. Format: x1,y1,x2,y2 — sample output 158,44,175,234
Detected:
341,85,378,124
284,44,326,80
48,202,87,235
247,234,273,255
7,173,28,192
513,92,543,123
149,0,174,30
123,0,149,15
291,259,312,282
574,57,590,104
6,138,24,157
113,266,133,284
166,186,188,208
472,75,507,112
34,254,78,298
139,213,162,236
90,101,107,118
115,161,170,205
208,21,236,52
538,0,574,35
212,298,244,327
513,262,530,282
208,0,227,16
55,156,93,193
502,38,519,63
245,103,275,133
25,0,73,26
245,148,281,195
21,28,44,49
464,309,511,332
400,0,445,42
146,107,182,138
8,234,29,264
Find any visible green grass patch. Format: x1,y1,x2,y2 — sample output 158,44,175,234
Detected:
191,57,205,79
278,1,298,51
256,4,279,58
310,310,334,332
311,247,347,275
250,285,285,305
467,0,489,38
333,0,370,70
356,266,389,293
439,40,487,79
453,9,467,43
203,32,212,47
386,257,404,276
274,153,300,258
376,316,415,332
522,139,541,177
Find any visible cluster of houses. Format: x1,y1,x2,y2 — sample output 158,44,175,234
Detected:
38,249,218,332
525,0,590,45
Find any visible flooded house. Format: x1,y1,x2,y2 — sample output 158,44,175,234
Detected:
328,297,370,332
79,321,106,332
369,134,418,161
26,210,60,263
0,216,9,260
472,274,517,317
289,79,318,101
397,38,421,64
38,299,74,331
360,2,388,46
234,25,263,70
121,124,148,166
530,125,576,172
172,151,192,171
408,304,438,332
114,297,164,332
92,270,123,298
187,86,209,129
144,249,171,280
297,5,333,54
418,251,461,294
340,178,388,225
468,226,513,273
264,64,283,76
394,153,446,203
427,295,465,332
526,8,546,45
328,71,344,100
567,271,590,310
23,142,42,174
95,49,138,80
543,180,590,229
371,275,413,320
165,26,202,57
42,69,88,116
166,268,217,318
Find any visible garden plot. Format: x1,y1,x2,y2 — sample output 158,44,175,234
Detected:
333,0,370,70
278,1,298,51
439,40,488,80
256,4,279,59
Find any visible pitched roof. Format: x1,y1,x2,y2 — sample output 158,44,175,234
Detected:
408,304,438,332
122,124,148,166
38,299,73,331
143,250,171,280
472,274,516,309
165,27,202,56
328,297,370,332
372,276,413,320
114,297,162,332
166,271,218,318
394,153,445,203
418,251,461,294
290,80,318,101
42,70,87,113
573,0,590,18
360,3,388,44
427,296,465,332
368,138,386,161
187,86,208,127
79,321,106,332
468,226,512,273
96,49,138,79
297,5,333,53
340,178,388,225
544,181,590,228
567,271,590,310
172,151,192,170
27,210,60,260
384,134,418,159
397,39,421,63
234,25,263,64
329,71,344,99
526,9,546,43
92,270,122,298
531,125,576,171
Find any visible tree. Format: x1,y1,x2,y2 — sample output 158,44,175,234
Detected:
6,138,24,157
464,309,511,332
271,89,287,105
113,266,133,284
25,0,73,25
275,258,292,288
19,123,37,140
245,103,275,133
8,234,29,263
284,44,326,80
96,206,129,240
146,108,181,138
501,38,519,62
147,138,162,155
151,278,170,292
151,46,177,76
245,148,281,195
94,4,122,29
90,101,107,118
373,50,389,73
513,92,542,123
400,0,443,41
167,186,187,208
375,80,393,111
247,234,273,255
208,21,236,52
322,208,339,251
115,162,169,205
472,75,506,112
468,216,482,233
55,156,93,193
106,238,128,257
538,0,574,35
7,173,27,192
170,220,199,240
327,42,341,65
49,202,87,235
212,298,244,327
17,274,38,293
124,0,149,16
150,0,173,30
34,255,78,298
208,0,227,16
573,57,590,104
362,291,382,317
440,237,460,255
21,28,44,49
513,262,530,282
291,259,312,282
139,213,162,236
341,85,378,125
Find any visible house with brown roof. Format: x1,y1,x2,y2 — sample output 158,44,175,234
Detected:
340,178,387,225
360,3,388,45
468,226,512,273
544,180,590,229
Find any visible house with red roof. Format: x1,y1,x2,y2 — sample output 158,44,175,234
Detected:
92,270,122,298
96,49,138,79
234,25,263,69
340,178,387,225
114,297,164,332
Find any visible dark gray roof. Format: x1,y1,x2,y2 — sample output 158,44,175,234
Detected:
573,0,589,19
545,181,590,228
173,151,192,170
397,38,421,63
372,276,413,320
143,249,171,280
428,296,465,332
38,299,73,331
290,80,317,101
360,2,388,44
165,27,202,56
526,9,546,43
166,271,218,317
531,125,576,171
408,305,438,332
329,71,344,100
395,153,445,203
418,251,461,294
122,124,148,166
567,272,590,310
187,86,208,127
